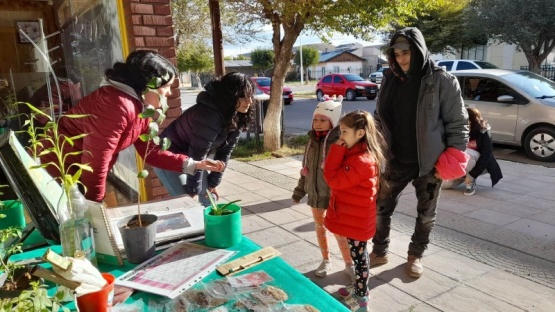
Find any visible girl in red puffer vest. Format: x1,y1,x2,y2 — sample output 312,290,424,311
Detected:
323,110,387,311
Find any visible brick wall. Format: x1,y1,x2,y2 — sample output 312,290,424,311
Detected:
125,0,178,200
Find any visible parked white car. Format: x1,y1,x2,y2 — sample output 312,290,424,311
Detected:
368,67,389,83
452,69,555,162
437,59,497,72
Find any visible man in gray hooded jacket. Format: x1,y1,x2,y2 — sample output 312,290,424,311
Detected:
372,27,469,277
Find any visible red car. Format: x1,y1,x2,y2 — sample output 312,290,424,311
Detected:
250,77,294,104
315,74,378,101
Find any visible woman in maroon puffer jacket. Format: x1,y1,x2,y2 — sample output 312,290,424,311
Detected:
38,50,222,202
323,110,386,310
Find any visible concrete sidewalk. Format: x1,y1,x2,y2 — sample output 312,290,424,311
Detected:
216,156,555,311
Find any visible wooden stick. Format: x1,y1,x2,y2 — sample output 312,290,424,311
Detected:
31,265,80,290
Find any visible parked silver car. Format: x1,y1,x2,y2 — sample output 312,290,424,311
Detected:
452,69,555,162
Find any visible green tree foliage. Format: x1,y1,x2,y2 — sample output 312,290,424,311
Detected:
251,49,274,76
385,0,486,54
226,0,431,151
172,0,261,49
467,0,555,73
294,47,320,81
177,41,214,89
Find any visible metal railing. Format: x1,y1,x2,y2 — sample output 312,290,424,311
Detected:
519,65,555,80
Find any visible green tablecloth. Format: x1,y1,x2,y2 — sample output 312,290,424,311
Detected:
11,237,348,311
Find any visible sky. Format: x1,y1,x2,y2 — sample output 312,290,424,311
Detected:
223,27,385,57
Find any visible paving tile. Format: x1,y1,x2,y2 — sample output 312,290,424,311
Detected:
528,210,555,226
366,280,427,312
242,214,275,234
276,240,324,268
375,262,460,302
422,249,494,282
480,200,544,218
463,209,522,226
465,269,554,310
427,284,522,312
502,218,555,240
246,226,301,249
531,293,555,312
438,198,481,215
258,207,309,225
508,195,555,210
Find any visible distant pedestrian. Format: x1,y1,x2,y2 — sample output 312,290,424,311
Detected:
371,27,469,278
292,95,355,282
323,110,387,311
443,106,503,195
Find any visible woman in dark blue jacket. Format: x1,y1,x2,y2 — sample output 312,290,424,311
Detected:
154,72,254,206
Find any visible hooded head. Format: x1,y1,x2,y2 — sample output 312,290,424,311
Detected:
313,95,343,128
387,27,430,77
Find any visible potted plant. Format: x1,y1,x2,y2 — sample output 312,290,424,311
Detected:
0,211,67,310
203,193,242,248
0,280,68,311
117,76,170,264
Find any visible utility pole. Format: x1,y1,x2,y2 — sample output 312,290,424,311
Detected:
300,35,304,84
209,0,224,76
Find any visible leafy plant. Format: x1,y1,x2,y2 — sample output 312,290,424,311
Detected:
0,227,23,290
0,280,68,312
29,107,92,218
19,103,50,160
206,191,240,216
134,76,171,226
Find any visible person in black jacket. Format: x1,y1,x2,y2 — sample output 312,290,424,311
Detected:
153,72,254,206
443,106,503,195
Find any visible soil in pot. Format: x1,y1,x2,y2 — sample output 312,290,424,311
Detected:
0,267,40,298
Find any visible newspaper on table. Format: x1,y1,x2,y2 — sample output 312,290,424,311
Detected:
115,242,236,299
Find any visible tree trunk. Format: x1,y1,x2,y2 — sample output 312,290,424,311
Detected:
195,73,202,90
526,52,542,74
262,20,303,151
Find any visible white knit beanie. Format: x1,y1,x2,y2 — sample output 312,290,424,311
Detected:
313,95,343,128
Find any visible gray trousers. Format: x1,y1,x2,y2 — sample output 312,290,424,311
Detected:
372,160,442,258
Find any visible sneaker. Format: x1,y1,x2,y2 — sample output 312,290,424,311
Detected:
339,287,369,312
338,285,355,299
464,180,476,196
315,260,332,277
369,252,388,267
344,265,356,283
406,255,424,278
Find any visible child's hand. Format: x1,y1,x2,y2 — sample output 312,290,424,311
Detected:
336,139,347,147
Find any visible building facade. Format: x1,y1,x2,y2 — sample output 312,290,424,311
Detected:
0,0,179,201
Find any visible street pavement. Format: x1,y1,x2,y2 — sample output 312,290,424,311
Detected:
217,156,555,311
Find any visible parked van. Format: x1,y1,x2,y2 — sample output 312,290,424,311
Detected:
436,59,497,72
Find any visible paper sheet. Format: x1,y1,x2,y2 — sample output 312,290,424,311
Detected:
115,242,236,298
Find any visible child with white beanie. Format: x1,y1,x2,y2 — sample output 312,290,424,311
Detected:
292,95,355,282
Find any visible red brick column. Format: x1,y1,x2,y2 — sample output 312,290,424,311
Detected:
125,0,179,200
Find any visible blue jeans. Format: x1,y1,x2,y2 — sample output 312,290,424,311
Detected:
153,167,211,207
372,159,442,258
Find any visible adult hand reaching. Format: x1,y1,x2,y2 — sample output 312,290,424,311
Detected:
207,187,219,201
196,159,225,172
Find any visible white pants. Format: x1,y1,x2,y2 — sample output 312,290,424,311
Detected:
442,149,480,189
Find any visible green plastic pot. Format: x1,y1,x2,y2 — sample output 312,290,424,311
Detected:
0,200,25,230
203,203,242,248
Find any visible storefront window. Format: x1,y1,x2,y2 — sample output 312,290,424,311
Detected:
57,0,138,195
